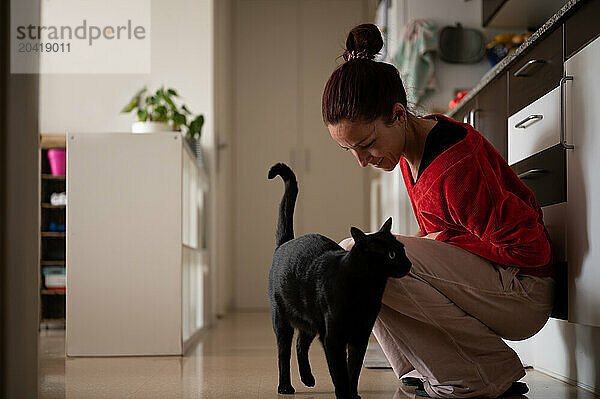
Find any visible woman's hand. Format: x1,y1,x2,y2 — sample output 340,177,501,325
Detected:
423,231,442,240
338,237,355,251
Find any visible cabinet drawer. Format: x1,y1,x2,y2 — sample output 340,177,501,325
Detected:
508,85,560,165
510,144,566,207
508,27,563,116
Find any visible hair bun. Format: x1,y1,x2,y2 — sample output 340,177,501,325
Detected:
344,24,383,61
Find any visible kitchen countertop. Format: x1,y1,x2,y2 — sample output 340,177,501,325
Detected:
447,0,584,118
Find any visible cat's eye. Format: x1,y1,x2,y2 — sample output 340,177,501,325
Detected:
388,250,395,259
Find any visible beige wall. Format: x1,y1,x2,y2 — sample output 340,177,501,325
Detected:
213,0,234,316
39,0,218,322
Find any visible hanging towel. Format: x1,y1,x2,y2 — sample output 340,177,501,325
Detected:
392,20,437,106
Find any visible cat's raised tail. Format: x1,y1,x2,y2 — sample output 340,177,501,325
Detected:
268,163,298,247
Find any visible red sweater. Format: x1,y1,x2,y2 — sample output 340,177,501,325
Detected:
400,115,554,277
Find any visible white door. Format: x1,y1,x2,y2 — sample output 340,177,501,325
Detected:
233,0,369,310
565,36,600,327
296,0,368,239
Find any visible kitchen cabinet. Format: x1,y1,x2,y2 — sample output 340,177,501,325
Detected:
508,27,563,116
482,0,507,27
482,0,568,29
474,73,508,160
565,0,600,59
452,75,508,160
508,85,562,165
452,98,475,126
565,35,600,327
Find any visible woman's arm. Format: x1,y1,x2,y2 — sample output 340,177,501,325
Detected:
443,160,551,268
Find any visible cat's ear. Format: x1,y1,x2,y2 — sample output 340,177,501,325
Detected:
379,217,392,233
350,227,367,243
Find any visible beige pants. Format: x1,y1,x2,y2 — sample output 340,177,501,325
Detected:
341,235,555,398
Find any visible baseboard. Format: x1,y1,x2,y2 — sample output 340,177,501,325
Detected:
534,366,598,395
183,327,209,355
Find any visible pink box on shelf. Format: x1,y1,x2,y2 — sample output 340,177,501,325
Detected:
47,149,66,176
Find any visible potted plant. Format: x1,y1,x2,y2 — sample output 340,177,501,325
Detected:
121,86,205,145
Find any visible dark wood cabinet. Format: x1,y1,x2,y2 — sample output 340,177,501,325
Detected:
475,72,508,160
451,98,476,125
508,27,563,116
482,0,508,27
565,0,600,59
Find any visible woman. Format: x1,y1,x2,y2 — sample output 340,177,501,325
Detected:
325,24,555,399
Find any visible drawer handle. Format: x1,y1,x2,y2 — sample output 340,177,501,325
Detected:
560,75,574,150
514,114,543,129
514,59,546,77
518,168,546,179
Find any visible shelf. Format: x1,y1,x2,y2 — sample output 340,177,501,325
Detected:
41,232,66,238
42,174,65,180
41,260,65,266
41,289,65,295
40,133,66,149
41,318,65,323
40,138,68,330
41,203,66,209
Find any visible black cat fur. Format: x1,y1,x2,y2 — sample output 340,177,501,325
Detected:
267,162,412,399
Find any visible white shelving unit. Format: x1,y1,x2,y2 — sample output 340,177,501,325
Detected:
66,132,208,356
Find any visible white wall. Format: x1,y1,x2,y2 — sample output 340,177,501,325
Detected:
40,0,214,147
507,318,600,393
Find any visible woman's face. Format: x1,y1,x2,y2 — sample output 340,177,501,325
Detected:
328,117,405,172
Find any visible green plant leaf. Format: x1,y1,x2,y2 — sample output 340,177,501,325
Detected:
137,109,148,122
181,104,192,115
121,97,138,113
163,93,176,110
173,112,187,128
154,105,168,122
188,114,205,139
167,88,179,97
121,86,146,113
146,95,156,105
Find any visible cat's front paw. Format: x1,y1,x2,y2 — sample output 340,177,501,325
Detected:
278,384,295,394
301,373,315,387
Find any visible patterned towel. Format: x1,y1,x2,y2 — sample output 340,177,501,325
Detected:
392,19,437,106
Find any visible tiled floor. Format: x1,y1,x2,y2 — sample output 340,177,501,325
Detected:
40,312,596,398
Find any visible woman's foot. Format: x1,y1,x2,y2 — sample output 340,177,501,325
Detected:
413,381,529,398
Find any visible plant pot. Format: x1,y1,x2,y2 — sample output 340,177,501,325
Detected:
131,121,173,134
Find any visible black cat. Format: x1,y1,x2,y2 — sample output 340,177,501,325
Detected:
267,163,412,399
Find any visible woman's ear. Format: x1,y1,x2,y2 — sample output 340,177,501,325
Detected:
393,103,407,124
